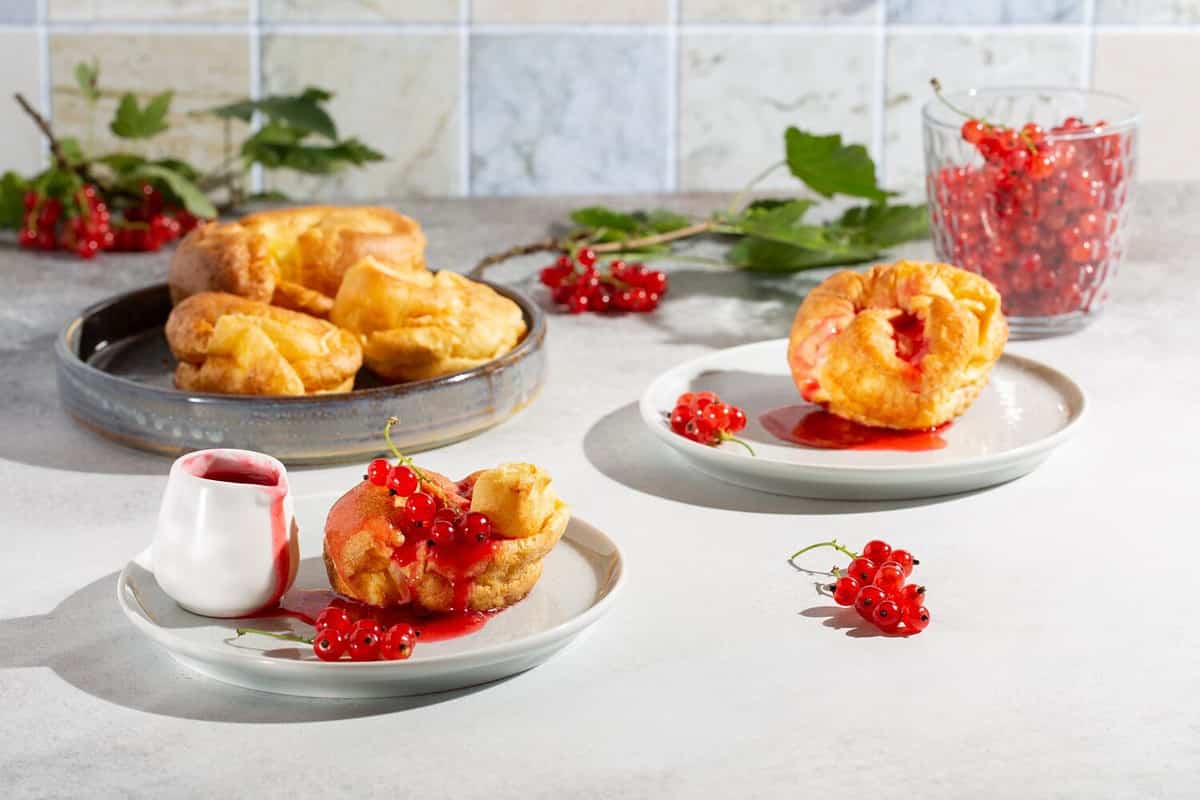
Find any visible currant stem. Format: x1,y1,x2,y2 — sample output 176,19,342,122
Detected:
235,627,313,644
929,77,996,131
789,538,860,564
720,432,756,457
384,416,430,483
726,159,787,216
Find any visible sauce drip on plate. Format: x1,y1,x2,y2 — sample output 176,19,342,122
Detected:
270,589,492,643
760,405,949,452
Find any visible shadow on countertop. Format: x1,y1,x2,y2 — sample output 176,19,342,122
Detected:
0,571,509,723
582,402,979,515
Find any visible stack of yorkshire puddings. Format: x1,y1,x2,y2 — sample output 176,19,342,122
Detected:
164,206,527,396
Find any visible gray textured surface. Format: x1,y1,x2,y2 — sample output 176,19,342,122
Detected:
2,188,1199,797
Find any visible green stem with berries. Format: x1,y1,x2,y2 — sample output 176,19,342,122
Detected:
789,538,859,565
235,627,313,644
930,77,1038,155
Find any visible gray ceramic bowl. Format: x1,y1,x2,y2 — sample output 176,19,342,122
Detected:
55,282,546,464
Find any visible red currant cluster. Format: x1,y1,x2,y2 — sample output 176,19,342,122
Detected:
932,113,1129,318
668,391,753,455
365,456,494,547
539,248,668,314
309,605,416,662
794,538,930,635
18,182,202,258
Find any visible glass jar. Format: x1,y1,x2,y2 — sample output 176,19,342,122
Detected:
923,87,1139,338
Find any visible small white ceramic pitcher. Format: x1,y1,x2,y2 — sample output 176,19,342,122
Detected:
152,448,299,618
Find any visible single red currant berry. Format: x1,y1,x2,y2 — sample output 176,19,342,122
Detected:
872,599,903,632
404,492,437,524
576,248,596,268
380,626,415,660
861,539,892,564
388,465,419,496
567,291,590,314
702,403,731,432
314,606,353,635
873,562,906,594
854,585,887,622
461,511,494,540
366,458,391,486
348,620,383,661
898,584,927,612
961,119,986,144
726,406,747,433
690,391,719,411
429,518,457,546
831,575,860,606
676,392,697,407
670,407,691,434
845,557,878,585
1020,122,1045,144
889,549,916,576
641,270,668,295
22,190,37,210
313,629,348,661
902,605,931,633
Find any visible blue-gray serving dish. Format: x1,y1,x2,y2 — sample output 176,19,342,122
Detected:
55,282,546,464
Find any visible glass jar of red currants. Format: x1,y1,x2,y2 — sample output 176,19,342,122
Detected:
923,86,1139,338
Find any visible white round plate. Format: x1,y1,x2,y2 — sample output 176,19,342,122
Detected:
118,493,624,698
639,339,1085,500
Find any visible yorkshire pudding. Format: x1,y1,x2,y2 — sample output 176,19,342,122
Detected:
330,257,527,382
166,292,362,396
323,463,569,612
787,260,1007,429
168,206,426,318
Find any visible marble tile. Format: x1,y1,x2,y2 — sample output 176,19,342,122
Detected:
0,0,36,23
679,31,877,192
472,0,668,23
681,0,878,23
49,34,251,170
883,30,1085,196
1094,0,1200,23
469,33,669,196
1094,32,1199,181
261,0,460,22
886,0,1083,23
261,33,462,198
0,32,46,174
49,0,249,21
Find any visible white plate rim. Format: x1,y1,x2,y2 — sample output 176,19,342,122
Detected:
117,515,625,673
638,339,1087,474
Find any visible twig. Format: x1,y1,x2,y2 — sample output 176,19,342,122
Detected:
14,92,89,179
470,236,560,277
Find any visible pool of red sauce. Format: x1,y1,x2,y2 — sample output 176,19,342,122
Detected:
760,405,950,452
272,589,492,642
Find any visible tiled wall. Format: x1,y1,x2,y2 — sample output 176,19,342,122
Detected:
0,1,1193,199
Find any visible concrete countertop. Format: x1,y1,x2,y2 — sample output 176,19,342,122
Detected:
1,187,1197,798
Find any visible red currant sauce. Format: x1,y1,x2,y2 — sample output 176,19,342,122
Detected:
760,405,949,451
273,589,492,643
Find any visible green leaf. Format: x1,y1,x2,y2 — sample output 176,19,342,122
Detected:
728,199,834,250
784,127,892,201
243,134,383,175
75,60,100,103
110,91,173,139
727,236,879,273
57,137,85,166
0,171,29,228
643,209,693,233
205,88,338,140
569,206,640,232
246,189,291,203
95,153,147,174
130,163,216,218
838,202,929,248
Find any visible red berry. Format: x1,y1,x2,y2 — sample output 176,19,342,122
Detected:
845,557,878,585
690,391,719,411
380,625,415,660
872,599,903,632
726,406,747,433
576,248,596,268
22,190,37,210
676,392,697,407
555,254,572,270
590,284,613,312
429,518,457,546
961,119,986,144
388,465,419,496
366,458,390,486
641,270,667,295
861,540,892,564
540,265,571,287
567,291,590,314
702,403,731,432
898,584,927,612
18,228,37,248
889,549,916,576
831,576,860,606
314,606,353,636
873,561,906,594
1020,122,1045,145
854,585,886,622
36,230,55,251
404,492,437,524
347,620,382,661
461,511,493,540
670,408,691,433
902,605,931,633
313,629,348,661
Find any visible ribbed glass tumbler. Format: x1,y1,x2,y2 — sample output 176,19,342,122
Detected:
923,88,1139,338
